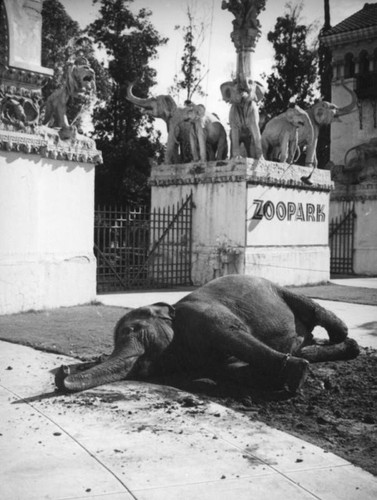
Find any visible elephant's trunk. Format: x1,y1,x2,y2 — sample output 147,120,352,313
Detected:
61,355,139,392
336,83,358,117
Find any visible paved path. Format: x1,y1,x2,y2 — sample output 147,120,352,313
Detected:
1,340,377,500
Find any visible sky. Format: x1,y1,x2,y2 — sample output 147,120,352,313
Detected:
61,0,371,130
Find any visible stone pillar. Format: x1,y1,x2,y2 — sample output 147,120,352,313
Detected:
0,0,101,314
150,159,333,286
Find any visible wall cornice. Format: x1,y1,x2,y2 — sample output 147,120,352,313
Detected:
149,158,333,192
0,126,102,163
320,26,377,48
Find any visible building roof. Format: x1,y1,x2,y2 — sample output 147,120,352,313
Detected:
323,3,377,36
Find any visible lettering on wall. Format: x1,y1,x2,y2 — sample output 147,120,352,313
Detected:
251,200,326,222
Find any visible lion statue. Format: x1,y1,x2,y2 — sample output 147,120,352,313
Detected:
43,55,96,140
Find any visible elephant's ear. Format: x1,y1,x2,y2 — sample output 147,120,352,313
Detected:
196,104,206,117
253,81,266,103
150,302,175,321
220,81,233,102
286,107,295,122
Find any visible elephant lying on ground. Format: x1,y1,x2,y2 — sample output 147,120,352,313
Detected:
55,275,359,395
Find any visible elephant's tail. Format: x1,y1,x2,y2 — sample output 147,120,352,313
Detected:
279,287,348,343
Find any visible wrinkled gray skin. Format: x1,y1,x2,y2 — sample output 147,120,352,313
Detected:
56,275,359,394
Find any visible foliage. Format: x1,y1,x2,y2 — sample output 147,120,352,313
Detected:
316,12,333,168
86,0,168,205
41,0,80,94
260,2,318,119
169,5,207,103
215,235,242,255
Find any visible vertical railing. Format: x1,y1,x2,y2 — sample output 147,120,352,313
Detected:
94,194,193,292
329,201,356,275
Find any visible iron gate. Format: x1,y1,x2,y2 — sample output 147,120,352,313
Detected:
94,194,193,293
329,201,356,275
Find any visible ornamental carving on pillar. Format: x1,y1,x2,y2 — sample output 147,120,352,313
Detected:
221,0,265,53
0,0,101,163
221,0,266,160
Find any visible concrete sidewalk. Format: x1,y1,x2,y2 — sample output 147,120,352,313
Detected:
330,277,377,289
1,340,377,500
1,276,376,499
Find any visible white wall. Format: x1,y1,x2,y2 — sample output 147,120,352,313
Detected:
331,79,375,166
0,152,96,314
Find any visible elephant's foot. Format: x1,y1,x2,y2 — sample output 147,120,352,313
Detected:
280,355,309,394
299,338,360,363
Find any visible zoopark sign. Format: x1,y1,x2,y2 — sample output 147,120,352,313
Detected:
250,200,326,222
246,185,329,247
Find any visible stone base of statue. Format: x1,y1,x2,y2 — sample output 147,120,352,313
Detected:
150,159,333,286
0,128,101,315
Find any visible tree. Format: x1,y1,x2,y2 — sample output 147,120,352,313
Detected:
86,0,168,205
41,0,81,94
169,5,208,103
316,0,333,168
260,2,318,119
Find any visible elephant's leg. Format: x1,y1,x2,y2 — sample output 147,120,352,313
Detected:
220,357,307,394
248,102,263,159
177,301,309,393
288,132,299,163
298,338,359,363
206,142,216,161
261,136,269,159
280,288,349,344
216,135,228,160
165,136,179,164
279,133,289,162
189,132,200,162
230,127,241,157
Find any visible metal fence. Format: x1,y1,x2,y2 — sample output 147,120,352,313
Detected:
94,194,193,293
329,202,356,275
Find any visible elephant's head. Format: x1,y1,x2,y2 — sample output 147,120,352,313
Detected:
183,102,206,122
57,303,175,392
311,83,357,126
220,79,265,105
126,82,177,124
285,105,311,128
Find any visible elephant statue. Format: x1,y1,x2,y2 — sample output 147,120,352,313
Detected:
220,79,265,159
126,82,192,164
298,83,358,167
344,138,377,171
181,102,228,161
261,105,314,164
55,274,359,396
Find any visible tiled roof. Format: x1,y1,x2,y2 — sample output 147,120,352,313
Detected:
323,2,377,36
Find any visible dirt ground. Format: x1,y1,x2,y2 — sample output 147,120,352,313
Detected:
0,283,376,476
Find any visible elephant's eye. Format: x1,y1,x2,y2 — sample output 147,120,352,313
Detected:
123,326,134,335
